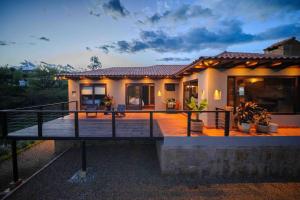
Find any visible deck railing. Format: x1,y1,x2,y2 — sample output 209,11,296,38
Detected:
0,109,231,140
0,103,231,185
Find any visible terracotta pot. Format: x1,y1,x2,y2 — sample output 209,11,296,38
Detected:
256,124,269,133
269,123,278,133
238,122,251,133
191,120,204,133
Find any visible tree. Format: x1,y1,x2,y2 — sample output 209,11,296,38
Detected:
87,56,102,70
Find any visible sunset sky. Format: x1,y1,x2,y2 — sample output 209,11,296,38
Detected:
0,0,299,69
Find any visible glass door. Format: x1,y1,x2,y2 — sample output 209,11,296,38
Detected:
126,83,155,110
126,84,142,110
183,80,198,109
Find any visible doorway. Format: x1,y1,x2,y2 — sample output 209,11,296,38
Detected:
183,80,198,110
126,83,155,110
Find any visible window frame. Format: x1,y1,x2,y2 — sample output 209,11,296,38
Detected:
227,76,300,115
80,83,107,108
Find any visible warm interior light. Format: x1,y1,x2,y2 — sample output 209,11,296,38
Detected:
214,90,222,100
272,61,282,66
203,59,219,67
157,90,162,97
248,78,263,84
245,61,258,67
194,65,203,68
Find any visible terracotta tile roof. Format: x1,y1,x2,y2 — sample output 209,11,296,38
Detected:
175,51,300,76
205,51,300,60
264,37,298,51
62,65,187,77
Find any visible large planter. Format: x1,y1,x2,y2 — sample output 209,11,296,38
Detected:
256,124,269,133
238,122,251,133
191,120,204,133
269,123,278,133
104,105,112,115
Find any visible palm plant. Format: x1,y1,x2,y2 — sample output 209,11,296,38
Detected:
186,97,208,121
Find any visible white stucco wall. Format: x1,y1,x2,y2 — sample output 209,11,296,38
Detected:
68,78,180,110
68,66,300,127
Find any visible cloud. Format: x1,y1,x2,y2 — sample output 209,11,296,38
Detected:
214,0,300,19
89,0,129,19
108,21,300,53
96,45,115,53
0,41,8,46
103,0,129,18
258,23,300,39
0,40,16,46
156,57,191,62
39,36,50,41
145,4,213,24
89,10,101,17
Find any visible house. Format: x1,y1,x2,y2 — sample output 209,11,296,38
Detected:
59,37,300,127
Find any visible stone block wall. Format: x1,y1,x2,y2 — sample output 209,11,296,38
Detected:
157,137,300,178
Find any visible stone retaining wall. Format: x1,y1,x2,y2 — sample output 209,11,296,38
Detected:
157,137,300,178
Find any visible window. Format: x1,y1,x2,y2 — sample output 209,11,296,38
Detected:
80,84,106,108
165,83,176,91
228,77,299,113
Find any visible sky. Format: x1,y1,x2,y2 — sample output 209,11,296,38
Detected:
0,0,300,69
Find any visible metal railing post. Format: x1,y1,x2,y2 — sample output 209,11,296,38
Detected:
224,111,230,136
37,109,43,137
11,140,19,183
81,141,86,172
215,109,219,129
187,111,191,137
149,112,153,137
75,101,79,111
74,112,79,137
61,103,64,118
0,112,8,137
112,112,116,137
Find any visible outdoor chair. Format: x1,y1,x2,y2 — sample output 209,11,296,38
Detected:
116,104,126,117
85,104,98,118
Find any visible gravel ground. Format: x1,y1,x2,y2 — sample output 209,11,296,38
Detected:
0,141,55,194
7,143,300,200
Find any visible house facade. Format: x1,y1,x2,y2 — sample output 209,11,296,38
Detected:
60,37,300,127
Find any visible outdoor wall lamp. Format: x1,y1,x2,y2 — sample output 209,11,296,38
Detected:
214,89,221,100
157,90,162,97
201,90,205,99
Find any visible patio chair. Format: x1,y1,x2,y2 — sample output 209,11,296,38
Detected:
116,104,126,117
85,104,98,118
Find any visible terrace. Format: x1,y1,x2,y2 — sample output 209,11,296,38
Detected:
1,101,300,199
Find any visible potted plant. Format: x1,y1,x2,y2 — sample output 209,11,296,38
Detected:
236,102,258,133
256,108,271,133
103,95,113,115
186,97,208,133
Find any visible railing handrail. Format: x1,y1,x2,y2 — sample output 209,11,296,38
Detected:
11,101,77,110
215,107,226,111
0,109,229,113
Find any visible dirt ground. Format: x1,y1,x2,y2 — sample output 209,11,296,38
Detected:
0,141,55,195
6,143,300,200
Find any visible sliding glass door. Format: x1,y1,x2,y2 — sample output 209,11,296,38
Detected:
228,76,300,113
126,83,155,110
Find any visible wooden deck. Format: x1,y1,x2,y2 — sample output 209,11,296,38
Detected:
8,113,300,138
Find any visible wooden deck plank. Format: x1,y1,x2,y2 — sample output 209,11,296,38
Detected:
7,113,300,138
